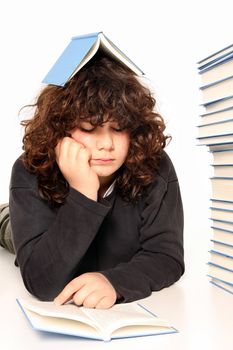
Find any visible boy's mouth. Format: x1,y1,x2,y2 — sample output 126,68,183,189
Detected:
91,158,114,165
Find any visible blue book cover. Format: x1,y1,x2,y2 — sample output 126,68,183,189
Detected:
197,43,233,67
210,278,233,294
199,52,233,71
200,105,233,117
210,148,233,154
42,32,100,86
208,261,233,272
210,249,233,259
199,54,233,73
211,239,233,248
42,32,144,86
200,95,233,107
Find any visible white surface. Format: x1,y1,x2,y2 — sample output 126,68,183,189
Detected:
1,246,232,350
1,2,233,349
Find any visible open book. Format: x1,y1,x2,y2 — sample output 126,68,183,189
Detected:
42,32,144,86
17,295,177,342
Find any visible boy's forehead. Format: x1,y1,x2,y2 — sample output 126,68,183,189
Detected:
81,115,119,124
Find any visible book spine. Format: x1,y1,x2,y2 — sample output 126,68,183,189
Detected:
198,42,233,292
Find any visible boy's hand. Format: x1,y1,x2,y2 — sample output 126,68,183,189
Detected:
55,137,99,201
54,272,117,309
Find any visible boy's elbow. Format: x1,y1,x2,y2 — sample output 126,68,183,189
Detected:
21,268,61,301
171,259,185,284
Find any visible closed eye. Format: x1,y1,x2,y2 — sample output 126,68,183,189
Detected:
112,127,125,132
80,127,95,132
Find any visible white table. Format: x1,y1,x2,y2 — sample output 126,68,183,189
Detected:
0,246,232,350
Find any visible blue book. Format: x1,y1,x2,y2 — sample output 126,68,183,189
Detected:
16,295,177,341
42,32,144,86
197,43,233,69
209,250,233,270
208,262,233,284
198,54,233,75
210,278,233,294
211,240,233,257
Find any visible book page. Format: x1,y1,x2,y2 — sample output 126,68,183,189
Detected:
17,296,173,341
17,296,98,328
99,33,143,75
82,302,170,335
23,308,102,340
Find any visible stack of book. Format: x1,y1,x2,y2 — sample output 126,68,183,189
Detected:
197,44,233,295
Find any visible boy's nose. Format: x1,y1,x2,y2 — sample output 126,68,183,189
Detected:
96,132,114,150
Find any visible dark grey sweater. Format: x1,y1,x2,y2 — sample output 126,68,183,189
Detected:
9,151,184,302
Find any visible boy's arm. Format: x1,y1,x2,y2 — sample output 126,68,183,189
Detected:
101,177,184,302
10,159,111,301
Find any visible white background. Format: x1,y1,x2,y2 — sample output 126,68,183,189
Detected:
0,0,233,274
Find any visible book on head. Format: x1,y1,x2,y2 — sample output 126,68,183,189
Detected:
16,295,177,342
42,32,144,86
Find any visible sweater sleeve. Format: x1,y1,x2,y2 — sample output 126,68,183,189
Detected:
102,155,185,303
9,159,111,300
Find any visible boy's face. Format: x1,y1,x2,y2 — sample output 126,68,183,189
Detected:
70,119,130,184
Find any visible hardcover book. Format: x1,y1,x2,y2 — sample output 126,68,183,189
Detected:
211,240,233,256
200,106,233,125
211,149,233,165
208,262,233,284
211,219,233,232
211,165,233,178
197,118,233,138
210,278,233,294
197,133,233,146
199,55,233,85
200,76,233,105
211,226,233,246
211,177,233,201
197,44,233,69
204,96,233,114
210,207,233,222
209,250,233,270
17,295,177,342
42,32,144,86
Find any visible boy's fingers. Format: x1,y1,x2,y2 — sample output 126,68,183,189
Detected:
72,286,92,306
54,277,85,305
55,141,61,160
95,296,115,309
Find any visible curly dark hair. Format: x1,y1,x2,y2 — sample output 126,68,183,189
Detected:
21,54,170,204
